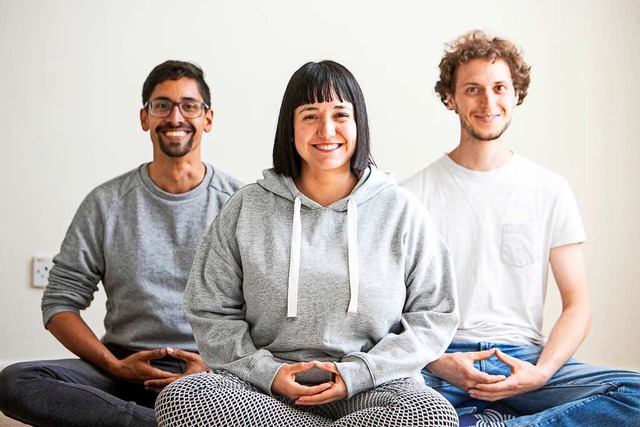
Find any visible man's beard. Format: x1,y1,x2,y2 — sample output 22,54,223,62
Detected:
460,116,511,142
159,137,193,157
156,124,195,157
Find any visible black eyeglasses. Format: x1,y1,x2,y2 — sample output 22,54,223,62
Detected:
144,99,209,118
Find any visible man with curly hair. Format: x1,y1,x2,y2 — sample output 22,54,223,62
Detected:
402,30,640,426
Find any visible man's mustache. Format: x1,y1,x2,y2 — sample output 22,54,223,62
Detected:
156,123,195,133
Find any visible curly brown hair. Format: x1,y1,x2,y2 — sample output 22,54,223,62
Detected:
435,30,531,107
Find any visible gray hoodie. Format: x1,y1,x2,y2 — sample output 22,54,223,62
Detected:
184,167,458,398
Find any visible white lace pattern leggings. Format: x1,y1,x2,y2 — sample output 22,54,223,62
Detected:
155,370,458,427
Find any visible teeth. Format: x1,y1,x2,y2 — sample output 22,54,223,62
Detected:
165,131,187,137
315,144,339,151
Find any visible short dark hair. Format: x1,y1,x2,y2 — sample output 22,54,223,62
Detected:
435,30,531,106
273,60,374,177
141,60,211,107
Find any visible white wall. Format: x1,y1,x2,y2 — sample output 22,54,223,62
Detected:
1,0,638,371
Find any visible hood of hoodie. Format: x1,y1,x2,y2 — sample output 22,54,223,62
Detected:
257,167,395,212
256,166,395,319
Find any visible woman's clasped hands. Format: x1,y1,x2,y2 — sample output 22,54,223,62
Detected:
271,360,347,405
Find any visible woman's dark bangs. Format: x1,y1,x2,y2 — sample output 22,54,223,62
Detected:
295,67,352,108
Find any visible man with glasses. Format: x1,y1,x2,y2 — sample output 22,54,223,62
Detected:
0,60,242,426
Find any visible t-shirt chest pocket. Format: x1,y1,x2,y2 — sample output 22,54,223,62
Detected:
500,222,542,267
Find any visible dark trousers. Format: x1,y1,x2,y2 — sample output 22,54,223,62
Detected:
0,346,187,427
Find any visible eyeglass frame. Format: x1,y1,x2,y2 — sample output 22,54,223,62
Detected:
143,97,210,119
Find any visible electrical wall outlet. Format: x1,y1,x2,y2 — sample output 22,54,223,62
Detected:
32,256,54,288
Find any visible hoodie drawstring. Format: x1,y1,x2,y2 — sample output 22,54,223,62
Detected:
287,197,302,320
346,198,359,315
286,197,359,319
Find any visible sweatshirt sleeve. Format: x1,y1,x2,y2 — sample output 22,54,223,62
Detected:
183,196,284,395
41,191,105,327
337,202,459,397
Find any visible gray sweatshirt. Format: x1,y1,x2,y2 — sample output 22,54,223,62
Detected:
41,163,242,352
185,167,458,397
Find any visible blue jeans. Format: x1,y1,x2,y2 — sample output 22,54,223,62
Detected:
0,346,187,427
423,342,640,426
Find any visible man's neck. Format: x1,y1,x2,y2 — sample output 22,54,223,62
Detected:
448,137,513,172
147,158,206,194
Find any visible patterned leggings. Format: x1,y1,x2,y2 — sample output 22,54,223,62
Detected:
155,370,458,427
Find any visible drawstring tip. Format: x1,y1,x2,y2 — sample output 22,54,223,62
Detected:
286,316,297,321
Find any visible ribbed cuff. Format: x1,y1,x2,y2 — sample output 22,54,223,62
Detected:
336,355,375,398
247,353,285,396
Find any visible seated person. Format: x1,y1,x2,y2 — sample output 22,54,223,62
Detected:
0,60,242,427
154,60,460,427
402,30,640,426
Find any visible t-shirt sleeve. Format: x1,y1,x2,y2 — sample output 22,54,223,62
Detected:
550,176,587,248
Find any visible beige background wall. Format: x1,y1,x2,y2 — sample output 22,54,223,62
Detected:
0,0,638,371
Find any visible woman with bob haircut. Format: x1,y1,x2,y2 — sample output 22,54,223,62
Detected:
155,60,459,427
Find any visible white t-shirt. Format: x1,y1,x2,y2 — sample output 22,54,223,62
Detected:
401,154,586,345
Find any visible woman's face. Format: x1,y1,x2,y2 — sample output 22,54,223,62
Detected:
293,98,357,176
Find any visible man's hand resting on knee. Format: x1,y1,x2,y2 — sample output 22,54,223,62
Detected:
467,349,551,401
140,348,210,393
426,348,507,392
